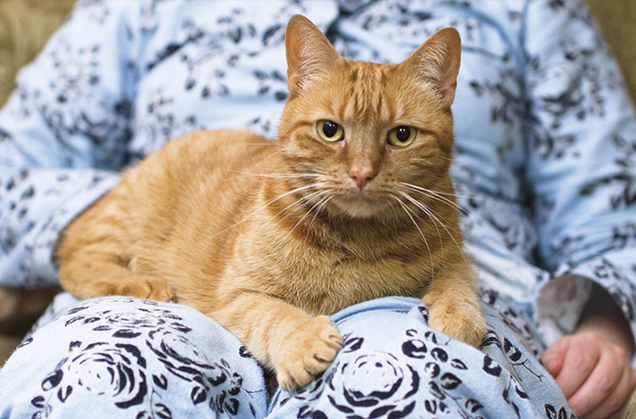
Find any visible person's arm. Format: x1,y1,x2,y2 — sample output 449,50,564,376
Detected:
0,1,139,287
523,1,636,417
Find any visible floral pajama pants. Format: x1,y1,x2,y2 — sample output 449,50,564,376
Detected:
0,293,575,419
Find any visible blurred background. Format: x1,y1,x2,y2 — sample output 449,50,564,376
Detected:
0,0,635,365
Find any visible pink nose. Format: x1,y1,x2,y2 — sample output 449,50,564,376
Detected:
350,165,374,190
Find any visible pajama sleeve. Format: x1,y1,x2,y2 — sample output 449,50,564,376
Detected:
524,0,636,346
0,1,139,287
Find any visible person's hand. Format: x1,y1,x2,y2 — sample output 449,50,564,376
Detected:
541,332,636,419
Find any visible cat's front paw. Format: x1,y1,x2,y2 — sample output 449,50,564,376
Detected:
145,277,175,302
123,276,174,303
276,316,343,392
424,297,487,348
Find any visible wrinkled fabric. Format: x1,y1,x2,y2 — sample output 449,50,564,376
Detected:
1,0,636,417
0,294,572,418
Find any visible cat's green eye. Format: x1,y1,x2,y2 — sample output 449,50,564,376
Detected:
387,126,417,148
316,120,344,142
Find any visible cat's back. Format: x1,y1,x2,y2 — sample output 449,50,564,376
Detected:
135,128,274,183
120,129,279,280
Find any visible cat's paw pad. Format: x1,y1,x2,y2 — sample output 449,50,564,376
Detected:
276,316,342,391
426,300,487,348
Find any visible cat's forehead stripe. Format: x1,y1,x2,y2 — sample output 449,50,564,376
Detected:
340,64,394,122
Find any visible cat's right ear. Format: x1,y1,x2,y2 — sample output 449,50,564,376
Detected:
285,15,344,95
399,28,462,109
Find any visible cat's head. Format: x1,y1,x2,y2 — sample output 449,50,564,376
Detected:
277,15,461,220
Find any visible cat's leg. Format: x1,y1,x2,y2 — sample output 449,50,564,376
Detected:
421,262,487,348
58,252,174,302
56,189,174,302
208,293,343,391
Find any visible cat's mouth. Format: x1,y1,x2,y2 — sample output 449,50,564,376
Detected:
329,193,392,218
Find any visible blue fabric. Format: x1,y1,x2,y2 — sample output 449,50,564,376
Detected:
0,294,269,418
0,294,571,418
1,0,636,417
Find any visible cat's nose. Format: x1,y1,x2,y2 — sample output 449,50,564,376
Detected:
350,165,374,190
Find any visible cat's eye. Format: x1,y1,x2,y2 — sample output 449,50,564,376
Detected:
387,126,417,148
316,120,344,142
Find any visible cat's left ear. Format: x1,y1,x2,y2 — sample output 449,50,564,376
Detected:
399,28,461,109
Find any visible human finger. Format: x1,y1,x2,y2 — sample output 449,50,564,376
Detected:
567,347,624,417
581,359,635,419
553,335,600,399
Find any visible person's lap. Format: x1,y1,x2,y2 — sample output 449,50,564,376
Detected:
0,292,574,418
0,293,268,418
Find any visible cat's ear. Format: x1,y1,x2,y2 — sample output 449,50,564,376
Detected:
399,28,461,109
285,15,344,95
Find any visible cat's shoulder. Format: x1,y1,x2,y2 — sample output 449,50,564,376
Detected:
172,128,266,146
157,128,270,156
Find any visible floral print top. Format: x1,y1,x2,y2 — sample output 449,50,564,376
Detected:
1,0,636,353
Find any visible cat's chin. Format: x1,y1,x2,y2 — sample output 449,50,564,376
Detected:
329,197,393,219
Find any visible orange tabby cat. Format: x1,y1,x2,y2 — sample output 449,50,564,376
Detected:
56,15,487,391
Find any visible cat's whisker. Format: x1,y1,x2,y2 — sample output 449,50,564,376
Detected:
412,188,470,199
397,190,444,254
270,189,328,226
280,193,330,243
398,190,449,234
408,188,464,214
391,194,434,279
253,148,285,169
307,195,333,231
210,183,322,239
401,182,466,212
300,189,330,205
398,189,469,267
402,181,468,199
402,182,462,202
221,150,288,183
226,170,322,179
385,198,401,221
